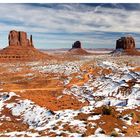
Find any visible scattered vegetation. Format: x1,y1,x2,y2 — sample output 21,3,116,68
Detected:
102,105,113,115
110,131,119,137
130,112,135,118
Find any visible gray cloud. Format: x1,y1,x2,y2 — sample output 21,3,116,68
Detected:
0,3,139,49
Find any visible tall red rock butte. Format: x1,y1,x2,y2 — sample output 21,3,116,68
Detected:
68,41,89,55
116,36,136,51
113,36,140,55
8,30,34,48
72,41,82,49
0,30,48,61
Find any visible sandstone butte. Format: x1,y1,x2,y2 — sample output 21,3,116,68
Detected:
116,36,136,51
115,36,140,55
68,41,89,55
0,30,49,61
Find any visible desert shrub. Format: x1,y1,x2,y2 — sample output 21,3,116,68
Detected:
102,105,112,115
38,131,45,135
110,131,119,137
130,112,135,118
6,128,11,133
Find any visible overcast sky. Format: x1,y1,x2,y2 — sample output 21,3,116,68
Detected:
0,3,140,49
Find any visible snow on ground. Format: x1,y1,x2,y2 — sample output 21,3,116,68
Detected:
87,115,101,121
0,92,87,136
94,127,106,137
30,61,86,75
1,131,40,137
0,92,17,112
121,114,133,125
6,99,55,129
63,60,140,110
0,58,140,137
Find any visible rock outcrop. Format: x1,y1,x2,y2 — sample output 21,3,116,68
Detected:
116,36,136,51
0,30,50,61
8,30,34,47
112,36,140,56
68,41,89,55
72,41,81,49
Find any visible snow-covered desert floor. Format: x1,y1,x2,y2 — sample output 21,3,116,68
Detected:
0,54,140,137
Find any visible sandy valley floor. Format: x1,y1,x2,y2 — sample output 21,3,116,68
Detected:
0,52,140,137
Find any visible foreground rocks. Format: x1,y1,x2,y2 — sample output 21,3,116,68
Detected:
0,55,140,137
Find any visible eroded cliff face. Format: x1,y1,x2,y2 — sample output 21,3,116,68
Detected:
116,36,135,51
0,30,49,61
8,30,34,47
72,41,81,49
68,41,89,55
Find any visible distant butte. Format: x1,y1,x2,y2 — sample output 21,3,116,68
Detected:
68,41,89,55
8,30,34,48
116,36,136,51
112,36,140,55
0,30,49,61
72,41,82,49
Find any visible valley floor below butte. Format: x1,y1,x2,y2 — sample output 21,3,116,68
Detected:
0,52,140,137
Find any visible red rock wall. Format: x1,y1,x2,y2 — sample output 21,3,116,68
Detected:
72,41,81,49
8,30,34,48
116,36,135,51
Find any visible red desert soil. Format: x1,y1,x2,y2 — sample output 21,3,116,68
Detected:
0,53,139,137
68,48,90,55
67,64,112,88
0,107,29,133
132,67,140,72
73,106,140,136
16,90,88,111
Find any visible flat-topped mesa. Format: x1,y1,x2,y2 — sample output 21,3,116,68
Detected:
72,41,82,49
116,36,136,51
8,30,34,48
